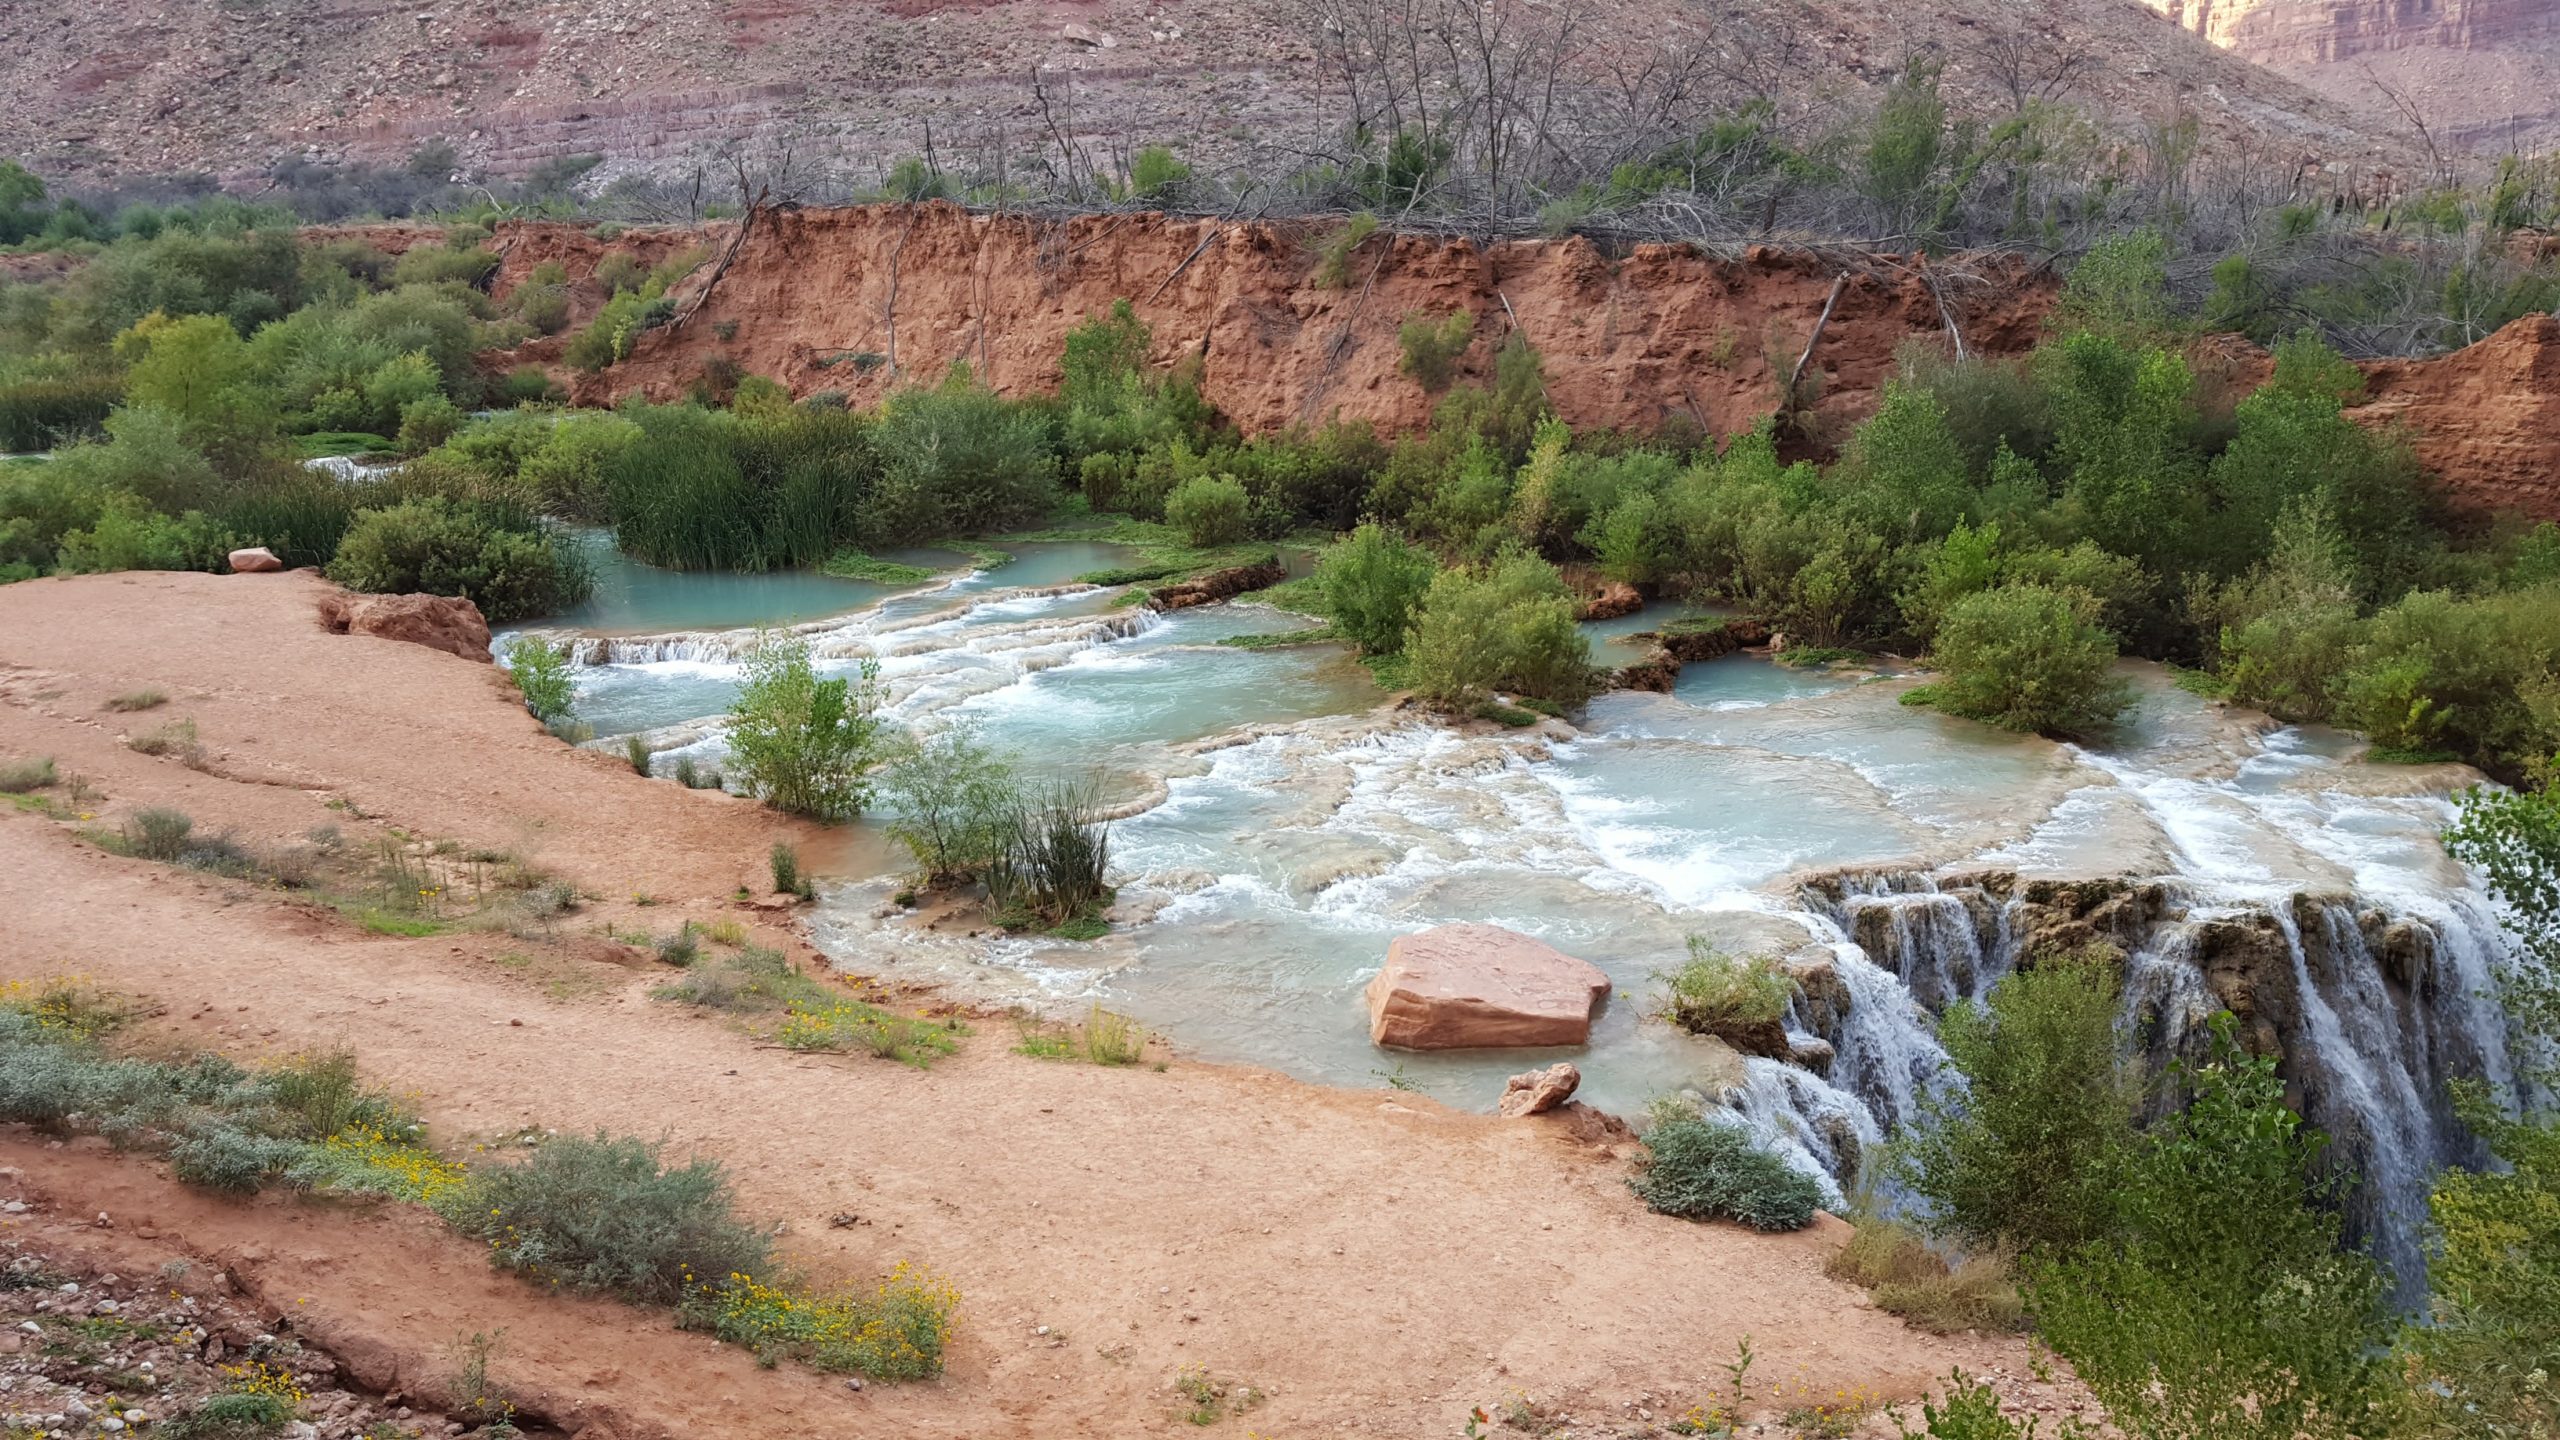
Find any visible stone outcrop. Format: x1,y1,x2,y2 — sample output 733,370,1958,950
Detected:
1148,559,1287,612
1496,1062,1582,1117
225,547,284,574
314,592,492,663
1576,581,1642,622
1365,923,1611,1050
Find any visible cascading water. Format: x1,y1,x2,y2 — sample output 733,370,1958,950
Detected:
516,549,2527,1299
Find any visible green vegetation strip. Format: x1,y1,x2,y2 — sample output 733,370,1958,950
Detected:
0,980,956,1382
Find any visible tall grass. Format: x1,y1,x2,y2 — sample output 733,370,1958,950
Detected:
606,406,876,571
985,779,1112,928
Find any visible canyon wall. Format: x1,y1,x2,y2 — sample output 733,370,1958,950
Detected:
458,205,2560,521
2148,0,2560,63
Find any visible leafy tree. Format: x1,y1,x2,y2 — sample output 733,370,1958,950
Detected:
2027,1021,2401,1440
1837,381,1973,540
1317,523,1436,655
2411,768,2560,1438
1911,582,2129,737
1890,947,2139,1255
725,636,887,820
880,726,1015,886
116,311,278,468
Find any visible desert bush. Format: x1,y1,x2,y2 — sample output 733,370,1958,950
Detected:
327,496,593,624
2339,585,2560,769
504,635,576,723
1908,583,2129,738
1312,212,1379,288
1653,941,1793,1038
1404,549,1593,708
777,998,964,1067
726,638,887,820
1315,523,1436,655
652,946,828,1014
1891,948,2137,1256
653,924,701,965
1629,1110,1823,1231
1827,1219,2027,1334
1398,310,1475,391
391,242,499,289
523,411,642,521
1892,1372,2076,1440
105,688,168,713
444,1132,772,1304
122,806,196,860
0,755,57,793
1163,473,1251,547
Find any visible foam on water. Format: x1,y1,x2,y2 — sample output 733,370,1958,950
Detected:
549,558,2527,1293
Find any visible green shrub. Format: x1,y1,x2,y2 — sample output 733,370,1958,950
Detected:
1162,473,1250,547
525,411,642,521
444,1132,773,1304
167,1387,300,1439
726,638,887,820
326,496,593,624
0,756,56,793
1891,1372,2074,1440
54,498,234,575
1404,549,1593,708
2339,585,2560,770
1890,947,2136,1257
396,394,464,454
1313,213,1380,288
1315,524,1435,654
1128,145,1192,202
505,636,576,723
1826,1218,2026,1335
1653,941,1792,1039
864,374,1058,543
1629,1111,1823,1231
391,243,498,289
653,946,829,1015
1912,583,2129,738
881,726,1015,886
2025,1022,2398,1440
768,841,811,898
1398,310,1476,391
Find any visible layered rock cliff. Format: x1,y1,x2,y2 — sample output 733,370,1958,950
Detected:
448,206,2560,521
2150,0,2560,64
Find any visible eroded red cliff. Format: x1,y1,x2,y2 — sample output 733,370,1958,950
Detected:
456,206,2559,521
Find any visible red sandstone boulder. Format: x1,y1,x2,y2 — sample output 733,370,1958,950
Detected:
315,591,493,663
1496,1061,1582,1117
1365,923,1611,1050
226,546,284,574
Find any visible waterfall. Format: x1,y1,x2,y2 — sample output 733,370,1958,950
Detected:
1760,868,2521,1298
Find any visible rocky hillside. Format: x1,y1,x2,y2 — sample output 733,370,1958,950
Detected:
2147,0,2560,149
5,0,2400,187
436,205,2559,520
